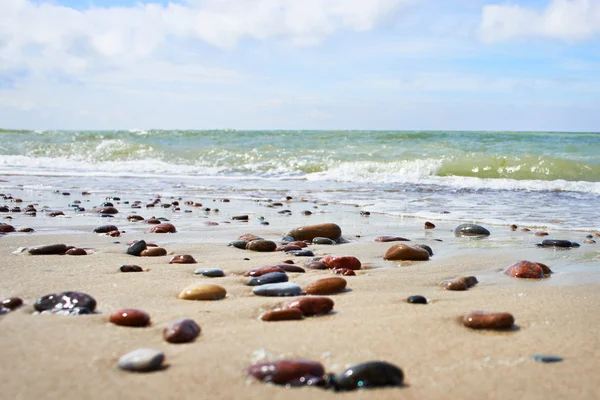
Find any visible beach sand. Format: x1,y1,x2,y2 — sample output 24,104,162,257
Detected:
1,192,600,399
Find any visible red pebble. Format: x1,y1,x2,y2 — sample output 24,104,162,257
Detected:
320,255,361,270
504,261,550,279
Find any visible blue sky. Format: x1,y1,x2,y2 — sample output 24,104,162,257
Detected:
1,0,599,131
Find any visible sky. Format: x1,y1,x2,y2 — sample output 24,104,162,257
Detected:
1,0,599,131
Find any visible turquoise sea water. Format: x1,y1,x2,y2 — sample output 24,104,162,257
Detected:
1,129,599,230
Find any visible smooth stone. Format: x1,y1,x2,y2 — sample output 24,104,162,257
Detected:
454,223,490,237
260,309,304,321
252,283,303,297
65,248,87,256
415,244,433,256
97,206,119,214
140,247,167,257
19,228,34,233
407,295,427,304
286,223,342,241
459,276,478,287
109,308,151,327
194,268,225,277
247,272,288,286
247,360,326,386
375,236,410,242
287,249,315,257
126,240,147,256
229,240,248,249
231,215,249,221
535,231,549,236
281,235,296,243
531,354,563,363
510,224,518,231
463,311,515,330
178,284,227,300
583,239,596,244
276,264,305,273
128,215,144,221
237,233,263,242
312,237,336,245
244,265,285,277
118,348,164,372
320,255,361,270
332,268,356,276
538,239,573,248
93,225,118,233
34,291,96,313
52,306,93,315
0,224,16,233
424,221,436,229
246,240,277,252
276,244,303,252
282,296,334,316
164,319,201,343
333,361,404,391
120,265,143,272
2,297,23,310
304,277,347,295
383,244,430,261
289,241,308,248
149,223,176,233
440,279,468,291
504,261,551,279
169,254,197,264
28,244,68,255
307,261,328,270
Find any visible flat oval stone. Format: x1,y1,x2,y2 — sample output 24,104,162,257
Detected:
128,215,144,221
531,354,563,363
0,224,16,233
97,206,119,214
289,241,308,248
504,261,550,279
109,308,151,327
140,247,167,257
375,236,410,242
282,296,334,316
120,265,143,272
247,360,326,386
65,248,87,256
126,240,147,256
287,249,315,257
463,311,514,330
93,225,118,233
164,318,201,343
538,239,573,248
238,233,263,242
260,308,304,321
229,240,248,249
407,295,427,304
246,240,277,252
277,264,305,273
312,237,336,245
149,223,176,233
244,265,285,277
118,348,164,372
194,268,225,277
384,244,430,261
415,244,433,256
178,284,226,300
307,261,328,270
333,361,404,391
252,282,303,297
286,223,342,241
247,271,288,286
440,279,468,291
2,297,23,310
276,244,302,252
34,291,96,313
231,215,249,221
454,223,490,237
28,244,68,255
304,277,347,295
320,255,361,270
169,254,197,264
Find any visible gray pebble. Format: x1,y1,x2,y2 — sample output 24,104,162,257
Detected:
312,237,336,245
252,282,303,297
194,268,225,278
118,348,165,372
247,271,288,286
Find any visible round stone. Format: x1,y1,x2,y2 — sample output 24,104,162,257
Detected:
424,221,436,229
126,240,147,256
304,277,347,295
246,240,277,252
247,360,326,386
463,311,515,330
28,244,68,255
504,261,550,279
178,284,226,300
34,291,96,313
407,295,427,304
164,318,201,343
140,247,167,257
194,268,225,277
252,283,303,297
260,309,304,321
149,223,176,233
247,272,288,286
65,248,87,256
120,265,143,272
454,223,490,237
320,255,361,270
282,296,334,316
333,361,404,391
1,297,23,310
109,308,151,327
383,244,430,261
118,348,164,372
285,223,342,241
97,206,119,214
244,265,285,277
169,254,197,264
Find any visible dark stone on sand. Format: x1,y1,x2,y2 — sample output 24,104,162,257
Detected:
537,239,573,248
120,265,143,272
333,361,404,391
0,206,8,212
333,268,356,276
232,215,249,221
454,223,490,237
244,265,285,277
229,240,248,249
276,244,303,252
169,254,197,264
65,248,87,256
424,221,436,229
283,296,334,316
247,360,326,386
97,206,118,214
194,268,225,277
19,228,34,233
504,261,551,279
304,277,347,295
34,291,96,313
246,240,277,252
320,255,361,270
535,231,549,236
28,244,68,255
286,223,342,241
307,261,328,270
277,264,305,273
440,279,468,291
128,215,144,221
0,224,16,233
407,295,427,304
531,354,563,363
247,271,289,286
149,223,176,233
312,237,336,245
288,249,315,257
260,309,304,322
164,318,201,343
126,240,147,256
375,236,410,242
463,311,514,330
93,225,118,233
2,297,23,310
415,244,433,256
109,308,151,327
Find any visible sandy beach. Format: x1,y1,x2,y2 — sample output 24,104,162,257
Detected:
1,190,599,400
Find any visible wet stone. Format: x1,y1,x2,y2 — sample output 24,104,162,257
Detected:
118,348,165,372
97,206,119,214
277,264,305,273
247,271,289,286
2,297,23,310
333,361,404,391
65,248,87,256
415,244,433,256
454,223,490,237
247,360,326,386
149,223,176,233
276,244,302,252
244,265,285,277
281,235,296,243
307,261,328,270
537,239,573,248
0,224,16,233
246,240,277,252
28,244,68,255
504,261,551,279
531,354,563,363
164,319,201,343
169,254,197,264
140,247,167,257
304,277,347,295
260,308,304,322
424,221,436,229
178,284,227,300
194,268,225,277
463,311,514,330
333,268,356,276
232,215,249,221
312,237,336,245
229,240,248,250
34,291,96,313
384,244,430,261
52,306,93,315
238,233,263,242
283,296,334,316
252,282,303,297
407,295,427,304
109,308,151,327
287,249,315,257
375,236,410,242
93,225,118,233
440,279,467,291
120,265,143,272
320,255,361,270
286,223,342,241
126,240,147,256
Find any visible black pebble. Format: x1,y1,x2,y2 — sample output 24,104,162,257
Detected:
407,295,427,304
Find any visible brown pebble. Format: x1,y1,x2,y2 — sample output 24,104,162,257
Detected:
276,244,302,252
140,247,167,257
375,236,410,242
440,279,467,291
2,297,23,310
307,261,328,270
283,296,334,316
238,233,263,242
304,277,347,295
424,221,436,229
120,265,143,272
504,260,550,279
128,215,144,221
149,223,176,233
260,309,304,321
463,311,515,330
246,240,277,252
286,223,342,241
276,264,305,273
384,244,430,261
244,265,285,277
98,207,119,214
164,318,201,343
289,241,308,248
65,248,87,256
282,260,294,264
106,230,120,237
320,255,361,270
18,228,34,233
178,284,226,300
169,254,197,264
521,228,531,232
109,308,151,327
247,360,326,386
510,224,518,231
535,231,549,236
332,268,356,276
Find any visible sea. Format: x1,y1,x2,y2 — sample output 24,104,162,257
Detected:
1,129,599,231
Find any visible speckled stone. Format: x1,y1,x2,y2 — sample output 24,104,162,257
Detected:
247,271,288,286
163,319,201,343
304,277,347,295
333,361,404,391
34,291,96,313
169,254,197,264
383,244,430,261
252,282,303,297
260,308,304,321
247,360,326,386
28,244,68,255
109,308,151,327
320,255,362,270
285,223,342,241
454,223,490,237
118,348,164,372
463,311,514,330
282,296,334,316
178,284,227,300
194,268,225,277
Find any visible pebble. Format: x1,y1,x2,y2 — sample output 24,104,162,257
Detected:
281,235,296,243
128,215,144,221
93,225,118,233
332,268,356,276
504,261,551,279
232,215,249,221
169,254,197,264
19,228,34,233
463,311,515,330
454,223,490,237
277,264,305,273
260,309,304,321
247,360,326,386
65,248,87,256
287,249,315,257
537,239,573,248
120,265,143,272
283,296,334,316
109,308,151,327
407,295,427,304
28,244,68,255
333,361,404,391
149,223,176,233
164,319,201,343
2,297,23,310
375,236,410,242
307,261,328,270
238,233,263,242
320,255,361,270
34,291,96,313
247,272,289,286
140,247,167,257
312,237,336,245
535,231,549,236
194,268,225,277
252,282,303,297
97,206,119,214
383,244,430,261
178,284,227,300
118,348,165,372
246,240,277,252
126,240,147,256
304,277,347,295
583,239,596,244
244,265,285,277
0,224,16,233
229,240,248,249
440,279,467,291
276,244,302,252
424,221,436,229
531,354,563,363
415,244,433,256
286,223,342,241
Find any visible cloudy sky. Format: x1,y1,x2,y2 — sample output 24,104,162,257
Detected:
1,0,599,131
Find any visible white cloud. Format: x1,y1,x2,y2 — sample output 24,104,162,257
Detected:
480,0,600,42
